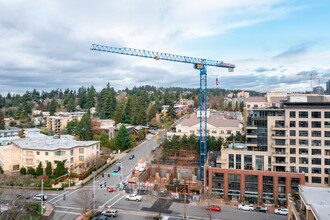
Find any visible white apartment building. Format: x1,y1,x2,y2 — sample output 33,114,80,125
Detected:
167,111,243,140
0,135,100,174
0,126,21,145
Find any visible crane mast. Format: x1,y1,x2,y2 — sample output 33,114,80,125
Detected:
91,44,235,180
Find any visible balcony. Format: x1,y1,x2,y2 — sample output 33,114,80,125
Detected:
272,160,288,166
246,126,257,130
271,125,288,130
272,152,288,156
22,162,34,166
22,154,35,158
271,143,288,148
271,134,288,139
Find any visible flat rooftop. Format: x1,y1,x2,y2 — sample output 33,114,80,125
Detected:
300,185,330,220
13,135,100,151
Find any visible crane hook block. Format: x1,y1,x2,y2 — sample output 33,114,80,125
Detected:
155,57,160,60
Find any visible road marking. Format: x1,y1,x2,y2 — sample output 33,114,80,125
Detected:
52,188,81,204
102,193,121,206
54,210,81,215
48,188,80,203
108,195,126,208
55,205,83,210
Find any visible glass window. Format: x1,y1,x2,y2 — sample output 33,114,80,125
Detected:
54,151,65,156
227,130,232,135
70,157,73,163
36,160,40,163
312,168,321,174
312,140,321,146
45,160,48,164
79,156,84,161
299,121,308,128
290,166,296,173
229,154,234,169
325,122,330,128
299,139,308,146
290,130,296,136
290,111,296,118
311,112,321,118
312,177,321,184
325,150,330,156
325,159,330,165
299,148,308,155
325,112,330,118
299,130,308,137
326,140,330,146
312,149,321,155
256,156,264,171
325,131,330,137
290,139,296,145
244,155,252,170
305,176,309,183
299,157,308,164
236,155,241,170
290,157,296,163
290,148,296,154
290,121,296,128
70,149,73,155
325,168,330,174
299,167,308,173
79,148,84,153
312,158,321,165
37,152,40,155
325,177,329,185
312,121,321,128
299,111,308,118
312,131,321,137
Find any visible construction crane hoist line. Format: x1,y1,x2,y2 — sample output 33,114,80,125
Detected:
90,44,235,181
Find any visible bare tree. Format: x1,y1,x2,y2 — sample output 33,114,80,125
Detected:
152,184,168,219
199,191,216,220
73,189,95,216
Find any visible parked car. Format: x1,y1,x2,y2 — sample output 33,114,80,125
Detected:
113,166,121,173
91,216,108,220
125,194,142,202
102,209,117,217
205,205,221,212
33,194,47,201
107,187,114,192
274,208,288,215
151,147,156,152
255,207,268,212
129,155,134,160
238,204,254,211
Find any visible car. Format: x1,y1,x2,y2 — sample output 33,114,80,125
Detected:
102,209,117,217
91,216,108,220
33,194,47,201
107,187,114,192
113,166,121,173
274,208,288,215
206,205,221,212
238,204,254,211
151,147,156,152
129,155,134,160
125,194,142,201
255,207,268,212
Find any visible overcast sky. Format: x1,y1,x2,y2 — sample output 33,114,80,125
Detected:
1,0,330,95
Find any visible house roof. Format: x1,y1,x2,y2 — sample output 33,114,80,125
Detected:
247,97,267,102
269,96,287,103
181,113,240,128
13,135,100,151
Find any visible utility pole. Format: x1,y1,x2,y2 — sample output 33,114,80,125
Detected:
93,175,96,210
69,159,71,189
41,178,44,215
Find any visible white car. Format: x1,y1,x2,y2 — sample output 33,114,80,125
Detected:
238,204,254,211
125,194,142,201
274,208,288,215
33,194,47,201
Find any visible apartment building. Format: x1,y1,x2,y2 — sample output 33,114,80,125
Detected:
0,126,21,145
0,135,100,173
46,111,85,134
167,111,243,140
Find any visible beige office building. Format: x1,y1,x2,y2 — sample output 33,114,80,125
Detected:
0,135,100,174
46,111,85,134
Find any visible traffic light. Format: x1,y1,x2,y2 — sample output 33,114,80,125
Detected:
100,184,102,188
104,182,107,187
102,173,104,178
108,174,110,178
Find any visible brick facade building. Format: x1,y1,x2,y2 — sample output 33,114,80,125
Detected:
204,167,305,205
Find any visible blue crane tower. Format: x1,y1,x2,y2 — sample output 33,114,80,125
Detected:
90,44,235,180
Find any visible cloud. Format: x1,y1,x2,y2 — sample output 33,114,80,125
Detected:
273,43,309,60
255,67,277,73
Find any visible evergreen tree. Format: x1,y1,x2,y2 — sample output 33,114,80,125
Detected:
100,131,110,149
67,97,76,112
0,110,4,130
124,94,133,121
65,119,79,136
148,104,156,122
235,100,239,111
240,101,245,113
102,90,117,119
109,138,115,151
45,162,52,176
114,107,123,125
54,161,66,177
27,167,35,175
36,162,43,176
78,113,93,141
179,134,189,149
227,101,233,111
168,104,177,119
121,112,131,124
20,167,26,175
136,106,147,125
48,99,58,116
86,87,96,110
114,125,131,150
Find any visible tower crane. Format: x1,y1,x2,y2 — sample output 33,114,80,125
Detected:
317,77,330,95
90,44,235,180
